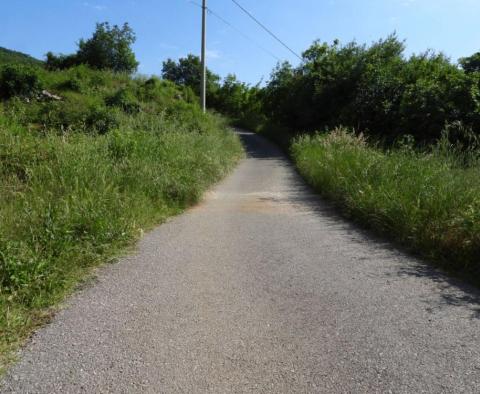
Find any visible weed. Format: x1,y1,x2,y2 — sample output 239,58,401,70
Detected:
292,128,480,276
0,66,243,371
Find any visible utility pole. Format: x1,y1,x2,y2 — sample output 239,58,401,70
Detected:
200,0,207,113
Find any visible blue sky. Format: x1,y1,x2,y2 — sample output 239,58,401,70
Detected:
1,0,480,84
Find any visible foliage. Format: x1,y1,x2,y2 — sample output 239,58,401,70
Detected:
0,64,243,370
161,56,266,129
265,36,479,142
105,88,141,114
162,54,220,99
0,64,43,99
225,34,480,144
460,52,480,74
213,74,266,131
292,128,480,276
0,66,183,135
77,22,138,73
45,52,79,71
45,22,139,74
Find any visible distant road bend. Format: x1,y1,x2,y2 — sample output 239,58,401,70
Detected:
2,131,480,393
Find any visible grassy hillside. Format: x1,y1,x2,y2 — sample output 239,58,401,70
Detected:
0,47,43,66
0,64,243,370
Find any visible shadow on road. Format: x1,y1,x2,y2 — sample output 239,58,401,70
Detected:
236,130,285,160
237,129,480,319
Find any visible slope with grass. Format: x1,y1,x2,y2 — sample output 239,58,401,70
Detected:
0,47,43,66
0,64,243,370
291,129,480,278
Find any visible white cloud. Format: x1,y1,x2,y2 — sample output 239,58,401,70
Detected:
83,2,107,11
158,43,179,50
206,49,221,60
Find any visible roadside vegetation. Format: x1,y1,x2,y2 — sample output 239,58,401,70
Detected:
167,34,480,144
0,23,242,369
165,34,480,278
292,129,480,274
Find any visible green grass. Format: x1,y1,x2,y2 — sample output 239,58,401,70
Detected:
0,47,43,67
292,128,480,276
0,66,243,370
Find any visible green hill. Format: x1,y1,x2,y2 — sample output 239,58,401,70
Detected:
0,46,43,66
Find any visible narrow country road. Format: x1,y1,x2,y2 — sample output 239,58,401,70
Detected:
2,131,480,393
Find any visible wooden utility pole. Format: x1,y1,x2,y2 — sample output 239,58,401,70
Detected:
200,0,207,113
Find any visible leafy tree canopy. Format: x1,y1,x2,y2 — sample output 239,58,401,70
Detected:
46,22,139,74
162,54,220,97
459,52,480,74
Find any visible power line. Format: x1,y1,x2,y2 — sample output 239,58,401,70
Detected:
189,1,281,62
230,0,302,61
207,7,282,62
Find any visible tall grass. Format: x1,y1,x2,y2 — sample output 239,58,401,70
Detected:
0,118,242,368
0,67,243,369
292,128,480,275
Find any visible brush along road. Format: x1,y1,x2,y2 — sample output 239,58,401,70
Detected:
2,131,480,393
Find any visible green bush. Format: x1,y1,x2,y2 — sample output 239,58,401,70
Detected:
255,35,480,143
85,106,119,134
53,65,111,93
57,76,83,92
34,93,99,132
37,98,118,134
0,64,43,99
105,88,140,114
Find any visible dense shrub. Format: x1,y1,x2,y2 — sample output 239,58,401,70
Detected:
53,66,110,93
45,52,79,71
34,93,118,134
0,64,43,99
85,106,119,134
261,35,480,142
105,88,140,114
197,35,480,144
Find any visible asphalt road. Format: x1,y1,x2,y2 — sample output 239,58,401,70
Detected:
2,131,480,393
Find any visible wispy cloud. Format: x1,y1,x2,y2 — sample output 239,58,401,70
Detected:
83,2,107,11
158,43,179,50
206,49,221,60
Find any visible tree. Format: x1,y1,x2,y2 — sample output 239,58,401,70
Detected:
162,55,220,98
459,52,480,74
259,35,480,142
215,74,248,114
45,22,139,73
77,22,138,73
45,52,78,70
